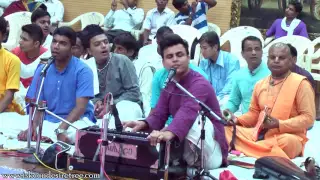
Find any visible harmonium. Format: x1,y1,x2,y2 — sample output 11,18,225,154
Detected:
68,126,187,180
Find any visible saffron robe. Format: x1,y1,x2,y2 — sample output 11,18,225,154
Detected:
225,73,315,159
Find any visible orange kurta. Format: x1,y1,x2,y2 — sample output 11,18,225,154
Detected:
225,73,315,159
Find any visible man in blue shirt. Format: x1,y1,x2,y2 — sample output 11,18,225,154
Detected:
199,31,240,107
19,27,95,144
224,36,270,114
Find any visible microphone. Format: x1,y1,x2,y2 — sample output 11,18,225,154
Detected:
162,68,176,89
40,57,55,76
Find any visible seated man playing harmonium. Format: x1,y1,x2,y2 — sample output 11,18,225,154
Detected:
123,34,228,171
224,42,315,159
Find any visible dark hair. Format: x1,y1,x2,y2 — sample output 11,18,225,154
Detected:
199,31,220,51
53,27,76,46
159,34,189,58
287,43,297,57
156,26,173,40
241,36,262,51
114,32,139,59
22,24,44,44
82,24,105,49
289,0,303,13
31,9,51,23
172,0,187,9
0,17,8,35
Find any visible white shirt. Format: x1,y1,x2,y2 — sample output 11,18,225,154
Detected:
0,0,17,16
42,34,53,50
35,0,64,23
104,7,144,32
142,8,176,40
133,58,155,116
83,57,99,96
138,44,163,70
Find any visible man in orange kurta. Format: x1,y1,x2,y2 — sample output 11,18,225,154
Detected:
224,42,315,159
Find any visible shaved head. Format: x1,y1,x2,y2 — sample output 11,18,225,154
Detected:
267,42,293,78
269,42,290,54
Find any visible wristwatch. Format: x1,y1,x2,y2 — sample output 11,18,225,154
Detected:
54,128,67,136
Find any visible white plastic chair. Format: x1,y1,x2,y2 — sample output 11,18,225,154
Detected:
305,37,320,81
220,26,264,68
263,35,313,69
170,25,202,66
3,12,32,51
207,23,221,37
58,12,104,30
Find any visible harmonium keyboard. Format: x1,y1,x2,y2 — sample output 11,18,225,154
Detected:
68,126,187,180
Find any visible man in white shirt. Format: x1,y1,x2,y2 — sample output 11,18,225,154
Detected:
31,9,53,50
0,0,16,17
104,0,144,43
104,0,144,32
35,0,64,23
142,0,176,45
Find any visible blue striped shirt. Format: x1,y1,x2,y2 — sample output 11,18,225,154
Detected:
174,2,210,34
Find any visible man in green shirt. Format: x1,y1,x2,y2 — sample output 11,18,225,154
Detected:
224,36,270,114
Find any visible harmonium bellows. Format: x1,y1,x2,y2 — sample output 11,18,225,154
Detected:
68,126,187,180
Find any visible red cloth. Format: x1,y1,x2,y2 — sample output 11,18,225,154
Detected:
2,1,26,17
11,46,47,88
219,170,238,180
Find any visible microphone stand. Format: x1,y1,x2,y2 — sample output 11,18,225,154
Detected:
22,62,78,164
99,92,113,180
18,99,36,154
171,79,222,180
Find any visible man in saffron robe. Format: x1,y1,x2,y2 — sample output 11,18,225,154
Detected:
224,42,315,159
123,34,228,170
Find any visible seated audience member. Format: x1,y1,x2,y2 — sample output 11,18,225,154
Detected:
150,27,208,124
2,0,46,17
199,31,240,106
224,42,315,159
17,27,95,144
73,31,98,96
72,31,87,59
266,1,308,39
82,25,143,121
225,36,270,114
31,9,52,49
142,0,176,44
12,24,47,89
0,0,16,17
113,32,154,116
104,0,144,43
0,16,24,114
287,43,315,89
138,26,172,70
172,0,216,34
123,34,228,170
35,0,64,24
